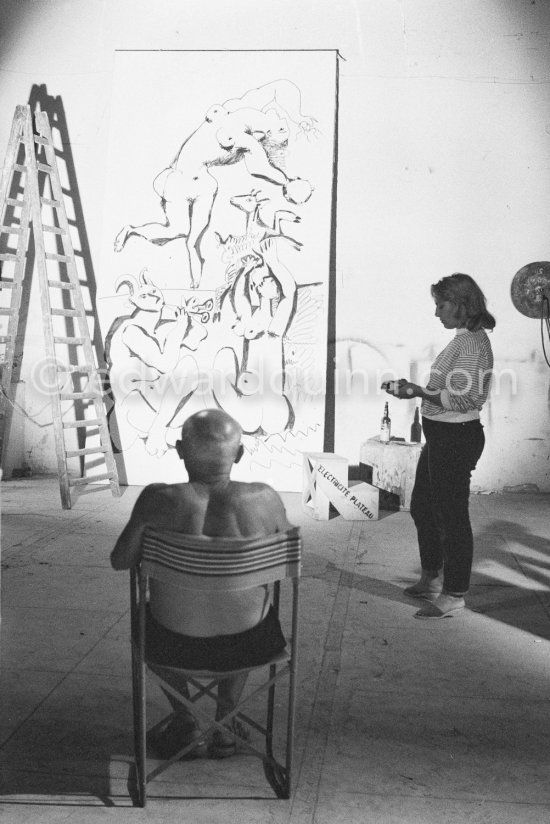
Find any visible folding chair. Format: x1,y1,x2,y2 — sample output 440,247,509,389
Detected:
129,526,302,806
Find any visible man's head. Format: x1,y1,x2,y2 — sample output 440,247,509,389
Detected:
176,409,243,480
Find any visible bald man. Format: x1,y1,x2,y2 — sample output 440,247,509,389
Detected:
111,408,293,759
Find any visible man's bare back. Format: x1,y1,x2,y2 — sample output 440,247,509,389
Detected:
111,410,292,637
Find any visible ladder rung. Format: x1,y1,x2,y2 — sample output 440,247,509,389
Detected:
63,418,102,429
0,336,12,343
43,225,65,235
54,336,85,345
65,446,108,457
45,253,72,263
0,253,18,262
0,279,15,288
41,197,61,208
51,308,80,317
6,198,25,207
60,392,103,400
48,279,75,290
13,163,27,173
37,162,52,173
56,364,93,373
0,308,13,316
68,473,114,486
34,135,49,146
0,225,24,234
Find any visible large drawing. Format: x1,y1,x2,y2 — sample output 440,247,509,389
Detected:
113,80,316,288
98,51,337,489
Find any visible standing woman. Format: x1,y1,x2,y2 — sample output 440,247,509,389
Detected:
384,273,495,619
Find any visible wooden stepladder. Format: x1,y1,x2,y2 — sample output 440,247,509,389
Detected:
0,105,120,508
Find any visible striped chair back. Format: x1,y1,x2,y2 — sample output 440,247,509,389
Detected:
141,525,302,591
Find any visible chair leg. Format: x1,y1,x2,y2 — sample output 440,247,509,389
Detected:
263,761,290,799
262,663,291,798
284,650,298,800
131,647,147,807
265,664,277,759
138,661,147,807
131,645,140,768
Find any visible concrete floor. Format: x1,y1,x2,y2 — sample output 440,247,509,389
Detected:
1,479,550,823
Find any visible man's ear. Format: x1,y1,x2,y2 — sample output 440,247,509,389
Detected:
234,444,244,464
175,440,184,460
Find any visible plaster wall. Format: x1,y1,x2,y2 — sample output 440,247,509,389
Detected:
0,0,548,491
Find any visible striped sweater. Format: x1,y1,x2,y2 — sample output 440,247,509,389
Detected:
421,328,494,423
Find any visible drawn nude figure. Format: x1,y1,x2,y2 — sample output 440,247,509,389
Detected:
213,244,297,436
214,188,302,319
113,80,316,288
105,269,207,456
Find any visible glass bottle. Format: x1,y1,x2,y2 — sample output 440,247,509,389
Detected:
380,401,391,443
410,405,422,443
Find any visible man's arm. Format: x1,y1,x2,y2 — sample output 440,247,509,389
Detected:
265,485,294,532
110,484,166,570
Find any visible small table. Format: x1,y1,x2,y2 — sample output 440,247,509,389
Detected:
359,437,423,511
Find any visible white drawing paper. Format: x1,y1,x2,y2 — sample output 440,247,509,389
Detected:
97,50,337,489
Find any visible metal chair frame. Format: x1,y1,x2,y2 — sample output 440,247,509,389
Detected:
129,527,302,806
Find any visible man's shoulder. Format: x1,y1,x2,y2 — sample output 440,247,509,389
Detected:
142,481,188,494
130,482,204,534
228,482,291,531
139,482,170,500
136,482,193,509
229,480,282,499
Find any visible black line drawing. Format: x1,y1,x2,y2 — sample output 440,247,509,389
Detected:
104,269,207,456
113,79,316,288
102,56,336,484
212,238,298,435
214,188,302,320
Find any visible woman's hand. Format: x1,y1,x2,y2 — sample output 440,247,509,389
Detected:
381,379,422,399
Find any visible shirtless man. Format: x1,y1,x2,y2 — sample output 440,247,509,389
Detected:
111,408,293,758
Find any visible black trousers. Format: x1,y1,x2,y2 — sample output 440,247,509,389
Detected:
145,605,286,671
410,417,485,594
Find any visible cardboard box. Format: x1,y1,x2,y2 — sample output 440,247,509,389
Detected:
303,452,379,520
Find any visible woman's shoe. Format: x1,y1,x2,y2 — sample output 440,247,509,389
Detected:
414,593,465,619
403,571,442,599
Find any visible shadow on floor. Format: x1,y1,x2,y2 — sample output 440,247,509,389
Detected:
304,514,550,640
0,746,127,807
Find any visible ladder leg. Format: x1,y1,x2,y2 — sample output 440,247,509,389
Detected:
0,107,34,471
0,105,121,507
